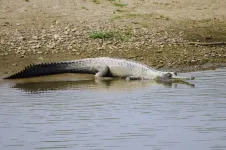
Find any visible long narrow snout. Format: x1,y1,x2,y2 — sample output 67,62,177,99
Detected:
155,72,195,82
154,72,195,87
172,75,195,80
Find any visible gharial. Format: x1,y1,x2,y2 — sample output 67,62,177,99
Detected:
4,57,195,81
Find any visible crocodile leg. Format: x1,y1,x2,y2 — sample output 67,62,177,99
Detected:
94,65,110,77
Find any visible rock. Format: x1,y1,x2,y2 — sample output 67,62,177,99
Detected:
97,47,103,50
157,49,162,53
21,50,26,55
48,44,55,49
28,40,38,44
64,31,69,35
211,54,216,57
18,36,26,41
32,36,38,40
204,54,208,57
71,28,76,32
53,34,60,40
160,44,164,48
0,39,5,44
37,51,43,54
64,26,69,30
31,44,40,49
67,45,73,50
18,47,22,51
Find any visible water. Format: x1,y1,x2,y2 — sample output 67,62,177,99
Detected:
0,69,226,150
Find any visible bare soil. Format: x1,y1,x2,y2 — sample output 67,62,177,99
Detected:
1,0,226,78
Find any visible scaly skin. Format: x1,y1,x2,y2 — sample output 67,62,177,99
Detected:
4,57,195,81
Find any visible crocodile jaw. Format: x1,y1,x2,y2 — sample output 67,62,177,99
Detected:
154,72,195,82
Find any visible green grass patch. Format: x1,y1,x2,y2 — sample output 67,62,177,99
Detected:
90,30,133,41
93,0,100,4
108,0,127,7
81,6,89,10
90,31,115,39
126,13,143,18
114,2,128,7
111,13,170,21
111,15,123,20
111,13,151,20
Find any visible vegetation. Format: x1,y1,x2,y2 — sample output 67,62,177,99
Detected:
107,0,128,7
92,0,128,7
90,31,115,39
114,2,128,7
93,0,100,4
90,30,132,41
81,6,89,10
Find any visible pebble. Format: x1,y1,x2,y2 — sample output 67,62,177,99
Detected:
31,45,40,49
53,34,60,40
211,54,216,57
37,51,43,54
18,47,22,51
21,50,26,55
64,31,69,35
71,28,76,32
18,36,26,41
32,36,38,40
204,54,208,57
157,49,162,53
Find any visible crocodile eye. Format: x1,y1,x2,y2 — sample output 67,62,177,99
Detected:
165,73,172,78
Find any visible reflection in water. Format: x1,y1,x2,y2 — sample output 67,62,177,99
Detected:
12,79,175,93
11,77,194,93
5,73,194,93
13,80,95,93
0,69,226,150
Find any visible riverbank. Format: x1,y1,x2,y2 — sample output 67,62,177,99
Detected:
1,0,226,78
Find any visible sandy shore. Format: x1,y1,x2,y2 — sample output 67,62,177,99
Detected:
1,0,226,78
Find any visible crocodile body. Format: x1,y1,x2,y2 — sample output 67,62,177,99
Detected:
4,57,194,81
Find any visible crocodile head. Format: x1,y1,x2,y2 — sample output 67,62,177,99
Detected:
157,72,195,82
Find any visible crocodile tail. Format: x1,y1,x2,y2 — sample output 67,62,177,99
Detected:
4,61,95,79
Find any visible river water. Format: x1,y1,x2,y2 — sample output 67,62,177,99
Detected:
0,68,226,150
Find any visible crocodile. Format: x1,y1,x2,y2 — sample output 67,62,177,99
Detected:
4,57,194,81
